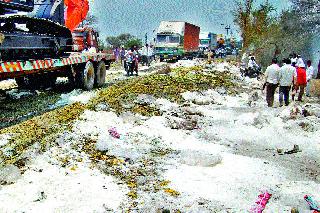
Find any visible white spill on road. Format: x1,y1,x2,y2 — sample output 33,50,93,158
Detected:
0,60,319,212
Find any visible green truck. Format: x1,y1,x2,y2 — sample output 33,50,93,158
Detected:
155,21,200,61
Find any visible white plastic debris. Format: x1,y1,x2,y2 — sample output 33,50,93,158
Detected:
0,165,21,184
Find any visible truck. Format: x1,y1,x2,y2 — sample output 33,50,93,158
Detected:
0,0,114,91
198,32,216,58
155,21,200,62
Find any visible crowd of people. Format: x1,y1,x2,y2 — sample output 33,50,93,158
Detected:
113,44,155,76
264,54,316,107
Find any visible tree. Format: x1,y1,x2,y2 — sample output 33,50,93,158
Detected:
233,0,255,49
105,36,123,48
124,38,142,49
290,0,320,33
233,0,277,66
233,0,314,68
105,33,142,49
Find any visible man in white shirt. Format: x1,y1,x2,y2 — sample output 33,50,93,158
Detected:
306,60,314,96
290,53,298,67
147,45,154,65
248,56,259,69
264,58,280,107
278,58,296,106
141,44,149,66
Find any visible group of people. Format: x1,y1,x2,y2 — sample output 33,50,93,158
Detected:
113,44,154,76
264,54,316,107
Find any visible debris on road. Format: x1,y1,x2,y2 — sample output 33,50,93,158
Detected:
305,195,320,211
0,60,319,212
250,191,272,213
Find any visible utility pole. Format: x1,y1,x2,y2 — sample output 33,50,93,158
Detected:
225,25,231,36
145,33,148,45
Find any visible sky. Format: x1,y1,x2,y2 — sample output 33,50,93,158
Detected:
92,0,290,41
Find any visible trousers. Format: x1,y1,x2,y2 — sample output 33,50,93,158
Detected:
266,83,278,107
279,86,291,106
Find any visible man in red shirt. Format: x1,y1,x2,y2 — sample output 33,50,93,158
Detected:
294,58,307,101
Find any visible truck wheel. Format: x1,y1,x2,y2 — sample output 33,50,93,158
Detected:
15,77,29,89
42,73,57,88
79,61,95,90
95,61,106,87
15,76,40,90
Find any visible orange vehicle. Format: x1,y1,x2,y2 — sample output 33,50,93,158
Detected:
72,27,99,52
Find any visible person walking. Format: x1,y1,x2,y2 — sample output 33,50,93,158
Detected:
264,58,280,107
306,60,314,97
124,49,134,76
132,46,139,75
293,58,307,101
147,44,154,66
120,46,126,66
141,44,149,66
278,58,296,106
113,47,119,62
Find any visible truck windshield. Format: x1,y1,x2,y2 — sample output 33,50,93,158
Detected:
200,39,209,45
169,36,179,43
157,35,167,43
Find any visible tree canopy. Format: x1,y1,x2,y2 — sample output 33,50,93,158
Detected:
105,34,142,49
233,0,316,68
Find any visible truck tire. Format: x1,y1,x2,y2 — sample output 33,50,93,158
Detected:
15,75,40,90
95,61,106,87
79,61,95,90
15,77,29,89
16,74,56,90
42,73,57,88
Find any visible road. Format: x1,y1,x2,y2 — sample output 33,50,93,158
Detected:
0,60,319,212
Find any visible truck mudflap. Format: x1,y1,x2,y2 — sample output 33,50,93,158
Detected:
0,53,114,74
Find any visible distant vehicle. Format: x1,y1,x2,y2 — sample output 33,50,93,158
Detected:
155,21,200,62
198,32,216,58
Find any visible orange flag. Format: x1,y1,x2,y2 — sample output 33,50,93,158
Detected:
64,0,89,31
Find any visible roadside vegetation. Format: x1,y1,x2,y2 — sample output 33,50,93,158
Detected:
234,0,318,68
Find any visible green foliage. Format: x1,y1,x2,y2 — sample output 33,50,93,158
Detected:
124,38,143,49
233,0,315,68
0,103,86,166
105,33,142,49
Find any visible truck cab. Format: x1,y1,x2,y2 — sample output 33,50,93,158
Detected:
155,21,200,62
155,33,183,61
72,27,99,53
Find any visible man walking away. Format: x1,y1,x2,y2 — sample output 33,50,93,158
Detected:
264,58,280,107
294,58,307,101
306,60,314,97
278,58,296,106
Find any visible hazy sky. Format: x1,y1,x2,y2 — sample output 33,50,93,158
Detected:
92,0,290,40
